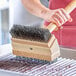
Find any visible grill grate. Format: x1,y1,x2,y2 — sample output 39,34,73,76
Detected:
0,54,76,76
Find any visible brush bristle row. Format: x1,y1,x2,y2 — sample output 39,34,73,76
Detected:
10,24,51,42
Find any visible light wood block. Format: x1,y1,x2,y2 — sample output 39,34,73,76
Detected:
11,35,60,61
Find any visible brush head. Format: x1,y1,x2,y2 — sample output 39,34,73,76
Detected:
10,24,51,42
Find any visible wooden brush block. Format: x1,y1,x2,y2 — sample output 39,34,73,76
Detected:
11,35,60,61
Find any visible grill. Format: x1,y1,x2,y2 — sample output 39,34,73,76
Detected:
0,54,76,76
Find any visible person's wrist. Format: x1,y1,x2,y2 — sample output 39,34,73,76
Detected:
40,8,52,20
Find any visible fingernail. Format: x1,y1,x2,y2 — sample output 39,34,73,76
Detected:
69,18,72,22
60,26,63,29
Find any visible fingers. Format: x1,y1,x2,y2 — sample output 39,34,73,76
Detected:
52,8,72,28
44,8,72,31
60,8,72,22
52,13,63,27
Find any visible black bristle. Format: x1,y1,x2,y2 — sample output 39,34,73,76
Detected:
10,24,51,42
12,56,57,65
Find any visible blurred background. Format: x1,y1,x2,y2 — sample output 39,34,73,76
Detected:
0,0,9,44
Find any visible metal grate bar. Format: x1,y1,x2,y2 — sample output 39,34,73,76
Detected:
0,54,76,76
38,59,73,76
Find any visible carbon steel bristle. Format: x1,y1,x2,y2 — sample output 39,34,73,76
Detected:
10,24,51,42
15,56,51,65
13,56,57,65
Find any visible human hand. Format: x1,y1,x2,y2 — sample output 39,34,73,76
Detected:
42,8,72,30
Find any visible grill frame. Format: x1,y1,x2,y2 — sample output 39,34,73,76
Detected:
0,44,76,76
